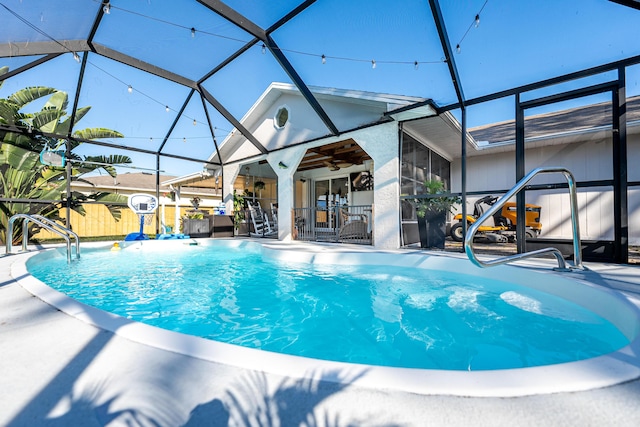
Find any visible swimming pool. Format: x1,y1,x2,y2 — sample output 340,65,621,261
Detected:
13,239,640,396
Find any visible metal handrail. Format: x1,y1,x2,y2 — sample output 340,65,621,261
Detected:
6,214,80,263
465,167,583,271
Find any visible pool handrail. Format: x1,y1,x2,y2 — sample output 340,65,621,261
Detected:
464,167,583,271
6,214,80,263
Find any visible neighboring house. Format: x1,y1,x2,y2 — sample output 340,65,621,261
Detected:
75,172,177,197
181,82,638,255
75,172,220,208
72,172,222,234
459,97,640,246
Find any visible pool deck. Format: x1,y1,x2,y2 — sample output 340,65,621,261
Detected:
1,241,640,426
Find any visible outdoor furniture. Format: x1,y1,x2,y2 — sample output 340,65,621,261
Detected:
248,203,277,238
338,208,370,243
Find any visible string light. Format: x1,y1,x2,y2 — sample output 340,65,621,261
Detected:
191,27,195,38
193,119,197,126
73,52,80,63
103,1,111,14
414,61,419,70
88,2,450,71
455,0,489,54
371,59,376,69
165,105,170,112
183,137,186,143
127,85,133,93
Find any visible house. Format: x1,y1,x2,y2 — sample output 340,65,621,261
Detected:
193,82,638,258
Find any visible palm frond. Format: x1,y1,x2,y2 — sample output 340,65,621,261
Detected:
73,128,124,140
32,110,65,132
43,90,69,112
0,99,19,126
0,144,39,171
8,87,58,108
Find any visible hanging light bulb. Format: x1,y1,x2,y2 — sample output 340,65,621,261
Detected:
165,105,170,112
414,61,419,70
72,52,80,63
456,44,461,54
261,43,266,54
103,2,111,14
127,85,133,93
193,119,197,126
183,137,186,143
371,59,376,69
321,54,326,64
191,27,196,38
475,14,480,28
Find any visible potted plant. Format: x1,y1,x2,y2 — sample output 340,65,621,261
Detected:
416,180,460,249
253,180,265,191
233,190,246,234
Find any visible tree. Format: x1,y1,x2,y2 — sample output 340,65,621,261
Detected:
0,66,132,244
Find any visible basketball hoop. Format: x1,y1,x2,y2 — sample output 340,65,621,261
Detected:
138,213,154,226
125,193,158,241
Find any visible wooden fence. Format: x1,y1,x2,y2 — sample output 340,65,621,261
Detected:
33,203,191,240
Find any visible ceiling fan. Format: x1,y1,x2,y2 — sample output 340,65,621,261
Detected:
323,160,353,171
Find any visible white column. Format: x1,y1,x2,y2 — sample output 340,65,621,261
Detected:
354,122,401,249
267,148,306,242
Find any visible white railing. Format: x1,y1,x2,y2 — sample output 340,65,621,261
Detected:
6,214,80,263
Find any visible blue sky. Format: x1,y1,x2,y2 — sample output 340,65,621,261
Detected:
1,0,640,177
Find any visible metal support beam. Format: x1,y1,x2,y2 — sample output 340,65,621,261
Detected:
91,43,197,89
265,34,339,135
515,94,526,254
200,93,224,167
0,54,62,82
428,0,466,106
158,90,196,154
0,40,89,58
199,85,268,154
428,0,468,250
196,0,265,39
613,67,629,263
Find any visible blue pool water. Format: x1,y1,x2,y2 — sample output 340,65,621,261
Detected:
27,242,630,371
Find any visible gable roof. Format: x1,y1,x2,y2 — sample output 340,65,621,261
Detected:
208,82,431,165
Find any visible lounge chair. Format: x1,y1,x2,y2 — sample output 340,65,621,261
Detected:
248,203,277,238
338,208,370,243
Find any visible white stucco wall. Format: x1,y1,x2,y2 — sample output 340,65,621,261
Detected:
250,93,389,152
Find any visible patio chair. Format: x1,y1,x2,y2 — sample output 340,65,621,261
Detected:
248,203,277,238
338,208,370,243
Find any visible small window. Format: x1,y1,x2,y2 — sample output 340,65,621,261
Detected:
274,105,289,129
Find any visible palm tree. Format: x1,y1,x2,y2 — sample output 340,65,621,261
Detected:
0,66,132,244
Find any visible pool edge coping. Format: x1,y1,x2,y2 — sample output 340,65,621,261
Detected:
9,241,640,398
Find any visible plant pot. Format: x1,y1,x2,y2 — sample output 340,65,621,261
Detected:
417,209,447,249
183,217,211,237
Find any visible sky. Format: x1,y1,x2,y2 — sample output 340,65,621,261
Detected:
1,0,640,177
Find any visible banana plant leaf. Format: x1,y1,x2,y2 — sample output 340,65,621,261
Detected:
8,87,58,109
